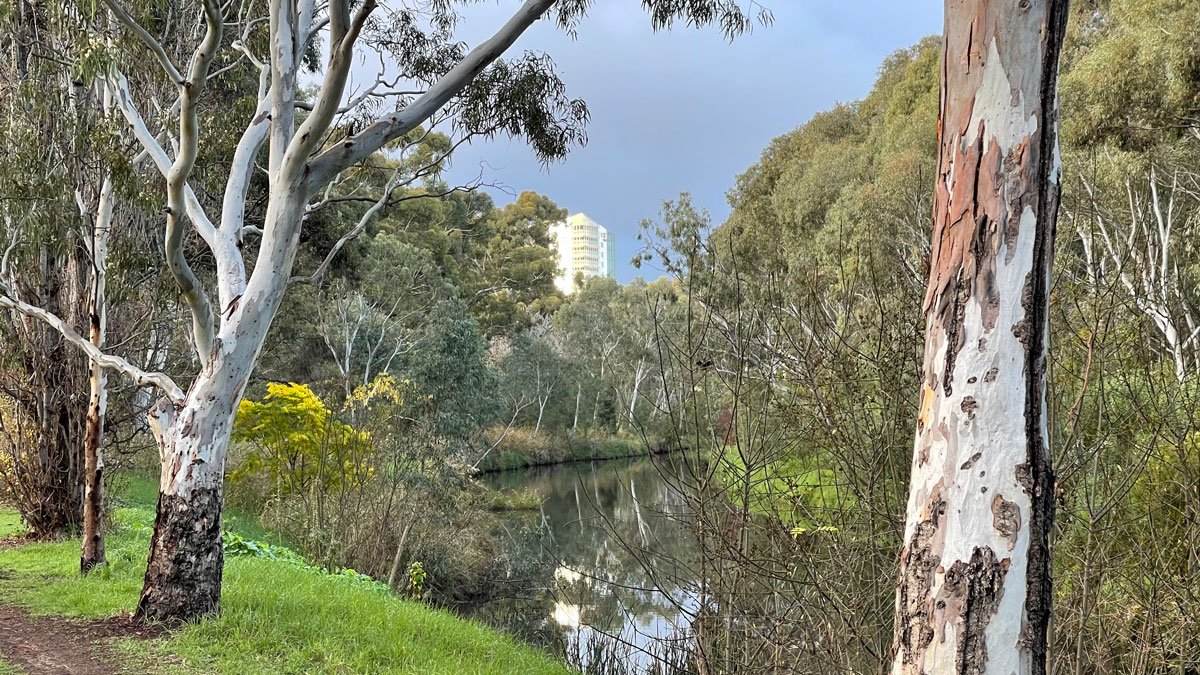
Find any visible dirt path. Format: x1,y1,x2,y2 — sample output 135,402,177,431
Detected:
0,603,164,675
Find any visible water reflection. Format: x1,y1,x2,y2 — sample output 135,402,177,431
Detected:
473,456,698,670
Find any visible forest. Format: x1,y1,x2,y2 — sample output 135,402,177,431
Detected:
0,0,1197,673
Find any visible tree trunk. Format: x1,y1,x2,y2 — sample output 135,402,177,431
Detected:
627,360,645,429
891,2,1068,673
534,366,546,433
386,521,413,589
572,381,581,433
80,305,107,572
135,181,305,622
81,176,112,574
136,350,254,622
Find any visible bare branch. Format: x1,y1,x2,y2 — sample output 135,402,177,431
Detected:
283,0,377,169
107,71,219,247
157,0,225,363
295,164,403,286
0,290,185,404
306,0,554,189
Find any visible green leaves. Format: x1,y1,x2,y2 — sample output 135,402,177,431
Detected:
232,382,375,494
223,531,390,592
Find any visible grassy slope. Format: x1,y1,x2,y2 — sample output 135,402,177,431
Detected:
0,483,567,675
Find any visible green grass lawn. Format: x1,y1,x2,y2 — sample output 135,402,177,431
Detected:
0,509,25,539
717,450,853,529
0,481,568,675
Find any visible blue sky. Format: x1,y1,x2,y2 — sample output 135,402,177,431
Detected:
439,1,944,282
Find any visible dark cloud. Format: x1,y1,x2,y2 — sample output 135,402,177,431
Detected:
442,2,943,282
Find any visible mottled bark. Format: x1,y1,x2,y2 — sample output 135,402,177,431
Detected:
81,176,113,574
892,1,1069,673
137,487,224,621
136,359,249,622
80,311,107,572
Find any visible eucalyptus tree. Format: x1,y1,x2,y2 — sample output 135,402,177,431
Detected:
1065,150,1200,383
556,276,626,431
891,1,1069,672
0,5,115,562
0,0,765,622
463,191,565,339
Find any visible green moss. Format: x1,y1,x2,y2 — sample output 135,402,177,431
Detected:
0,482,567,675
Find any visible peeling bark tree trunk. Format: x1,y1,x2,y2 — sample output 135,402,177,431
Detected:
135,178,308,620
137,344,257,620
891,2,1068,673
81,175,113,574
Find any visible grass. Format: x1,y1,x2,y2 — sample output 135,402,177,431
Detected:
484,487,543,511
477,427,657,473
0,509,25,538
717,450,853,528
0,657,18,675
0,481,569,675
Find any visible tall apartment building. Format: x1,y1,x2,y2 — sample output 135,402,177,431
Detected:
550,213,615,294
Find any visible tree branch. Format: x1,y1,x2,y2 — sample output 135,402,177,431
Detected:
160,0,224,363
0,290,185,404
283,0,377,172
107,71,219,248
103,0,185,84
295,164,403,286
305,0,554,189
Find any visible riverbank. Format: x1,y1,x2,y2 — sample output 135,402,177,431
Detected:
475,428,668,473
0,489,568,674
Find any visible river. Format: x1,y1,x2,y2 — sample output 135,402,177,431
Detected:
472,455,700,672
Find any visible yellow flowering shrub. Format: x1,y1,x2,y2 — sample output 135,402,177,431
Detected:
232,382,374,493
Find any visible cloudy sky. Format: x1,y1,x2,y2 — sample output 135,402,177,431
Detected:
432,2,944,282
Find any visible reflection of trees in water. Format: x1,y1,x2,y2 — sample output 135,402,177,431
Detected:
473,456,894,674
472,457,700,670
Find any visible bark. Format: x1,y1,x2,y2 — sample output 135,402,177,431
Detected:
891,1,1068,673
386,521,413,589
572,381,581,433
81,176,113,574
627,359,646,429
136,350,255,621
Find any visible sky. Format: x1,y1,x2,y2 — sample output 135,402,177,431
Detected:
422,2,944,282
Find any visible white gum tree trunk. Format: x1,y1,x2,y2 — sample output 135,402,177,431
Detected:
80,174,114,573
891,1,1069,673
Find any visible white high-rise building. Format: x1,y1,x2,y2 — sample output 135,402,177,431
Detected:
550,213,615,294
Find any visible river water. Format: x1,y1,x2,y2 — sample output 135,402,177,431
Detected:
472,456,700,671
